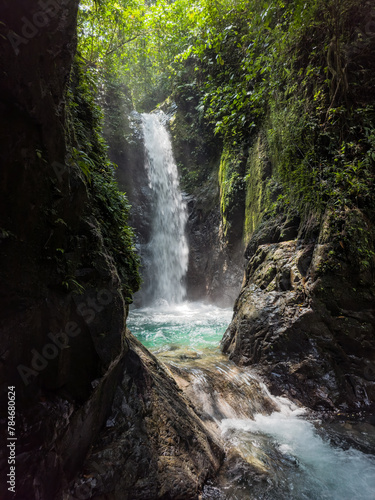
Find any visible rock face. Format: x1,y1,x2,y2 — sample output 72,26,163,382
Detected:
101,93,152,251
0,2,132,497
185,196,244,306
0,0,88,400
0,3,223,499
222,209,375,414
168,102,244,306
68,334,223,500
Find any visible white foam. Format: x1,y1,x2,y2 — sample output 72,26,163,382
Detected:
221,411,375,499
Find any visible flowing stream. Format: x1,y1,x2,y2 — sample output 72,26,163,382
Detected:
128,306,375,500
128,112,375,499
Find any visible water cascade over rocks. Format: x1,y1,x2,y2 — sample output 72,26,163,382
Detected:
128,307,375,500
127,111,375,500
140,112,189,305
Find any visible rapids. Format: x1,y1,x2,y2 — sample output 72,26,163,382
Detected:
128,304,375,500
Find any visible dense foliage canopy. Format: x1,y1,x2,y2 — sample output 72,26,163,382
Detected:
77,0,375,266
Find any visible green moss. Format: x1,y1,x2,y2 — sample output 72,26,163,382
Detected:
218,144,246,238
186,0,375,239
67,58,141,302
168,96,222,195
262,0,375,220
332,208,374,273
243,133,273,244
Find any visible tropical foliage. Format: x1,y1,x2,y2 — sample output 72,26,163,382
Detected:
76,0,375,261
67,58,141,301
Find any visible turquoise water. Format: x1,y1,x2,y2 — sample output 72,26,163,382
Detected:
128,302,233,352
128,302,375,500
221,409,375,500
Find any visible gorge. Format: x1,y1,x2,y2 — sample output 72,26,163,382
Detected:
126,104,375,500
0,0,375,499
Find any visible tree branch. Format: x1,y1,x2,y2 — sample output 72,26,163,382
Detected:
105,34,143,57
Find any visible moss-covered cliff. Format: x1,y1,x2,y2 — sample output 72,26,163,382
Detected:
217,0,375,415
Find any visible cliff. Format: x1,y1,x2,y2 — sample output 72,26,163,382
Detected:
0,2,222,498
219,0,375,415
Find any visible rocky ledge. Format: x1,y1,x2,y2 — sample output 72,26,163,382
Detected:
222,208,375,415
67,333,223,500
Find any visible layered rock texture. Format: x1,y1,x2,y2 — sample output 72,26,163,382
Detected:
222,208,375,414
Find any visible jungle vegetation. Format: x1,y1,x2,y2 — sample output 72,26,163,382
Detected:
77,0,375,266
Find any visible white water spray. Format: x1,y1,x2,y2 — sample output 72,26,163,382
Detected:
128,305,375,500
141,112,189,304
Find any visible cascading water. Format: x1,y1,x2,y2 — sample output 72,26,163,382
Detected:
128,111,375,500
140,111,188,305
128,307,375,500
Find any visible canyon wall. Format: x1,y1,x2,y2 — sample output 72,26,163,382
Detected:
0,3,222,498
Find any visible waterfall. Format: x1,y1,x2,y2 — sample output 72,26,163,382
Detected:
141,111,189,305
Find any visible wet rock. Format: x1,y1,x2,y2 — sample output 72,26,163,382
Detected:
185,201,244,306
222,208,375,414
169,100,245,307
67,334,223,499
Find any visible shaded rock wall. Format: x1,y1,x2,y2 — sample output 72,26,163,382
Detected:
169,101,244,306
184,196,243,306
101,89,152,248
0,0,86,401
0,2,129,497
0,3,223,498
